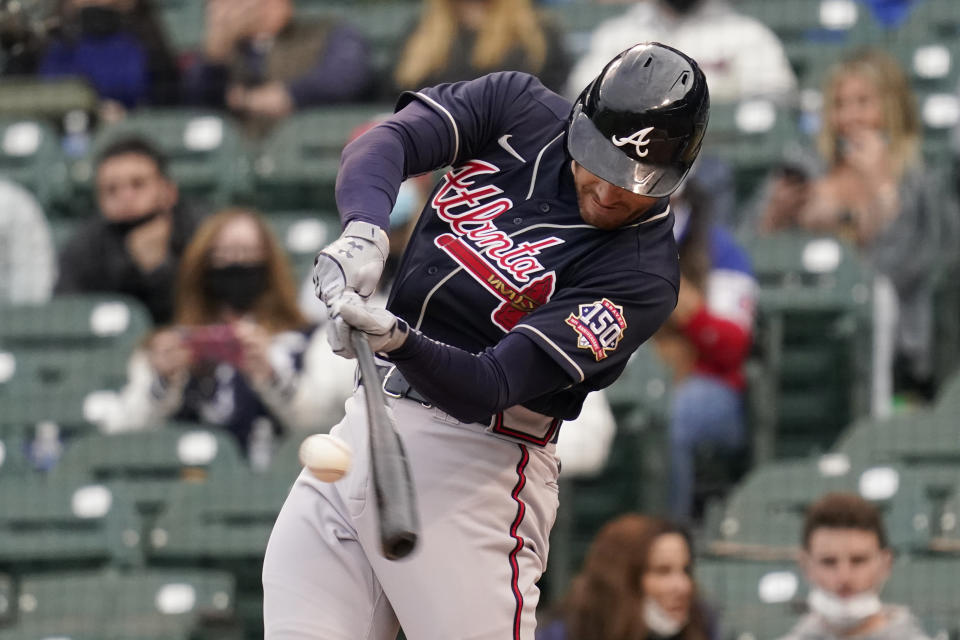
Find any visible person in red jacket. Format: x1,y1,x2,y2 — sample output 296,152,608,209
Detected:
654,170,756,520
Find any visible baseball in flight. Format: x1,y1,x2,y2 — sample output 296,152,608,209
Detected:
299,434,353,482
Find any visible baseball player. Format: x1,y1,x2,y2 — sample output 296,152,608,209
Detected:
263,42,710,640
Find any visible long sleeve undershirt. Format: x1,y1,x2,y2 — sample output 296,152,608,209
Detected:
335,100,454,229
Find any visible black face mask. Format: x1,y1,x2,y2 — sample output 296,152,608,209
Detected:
78,5,124,39
203,264,269,312
661,0,701,14
105,208,165,236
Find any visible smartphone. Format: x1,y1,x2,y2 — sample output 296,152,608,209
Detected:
184,324,243,367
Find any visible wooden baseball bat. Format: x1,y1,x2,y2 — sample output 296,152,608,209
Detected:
349,330,420,560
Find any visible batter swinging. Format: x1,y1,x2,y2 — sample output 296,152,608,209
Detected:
263,42,710,640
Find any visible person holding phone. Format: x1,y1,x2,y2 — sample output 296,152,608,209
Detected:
751,49,959,407
100,207,355,461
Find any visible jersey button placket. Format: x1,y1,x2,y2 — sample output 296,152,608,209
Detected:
539,203,551,213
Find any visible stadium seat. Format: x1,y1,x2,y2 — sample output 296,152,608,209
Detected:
53,425,246,518
704,458,933,558
0,117,70,211
155,0,206,54
696,558,805,640
10,568,238,640
263,210,342,283
702,101,801,202
0,295,152,433
744,231,873,458
0,479,142,574
882,556,960,638
0,294,151,352
0,433,30,478
0,77,98,122
147,467,294,636
253,106,391,211
69,110,252,216
0,572,11,627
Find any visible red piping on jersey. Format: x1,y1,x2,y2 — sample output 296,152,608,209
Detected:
493,413,561,446
508,445,530,640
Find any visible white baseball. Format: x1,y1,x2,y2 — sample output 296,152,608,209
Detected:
299,434,353,482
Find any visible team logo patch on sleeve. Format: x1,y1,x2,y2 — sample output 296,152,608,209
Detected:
565,298,627,361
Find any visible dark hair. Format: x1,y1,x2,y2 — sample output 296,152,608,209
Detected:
560,514,709,640
802,492,889,550
96,136,169,177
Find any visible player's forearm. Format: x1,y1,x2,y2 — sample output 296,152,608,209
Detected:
387,330,569,424
335,101,455,229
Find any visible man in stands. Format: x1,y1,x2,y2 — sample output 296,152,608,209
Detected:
780,492,930,640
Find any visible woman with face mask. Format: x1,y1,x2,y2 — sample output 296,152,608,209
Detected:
100,207,355,463
538,514,717,640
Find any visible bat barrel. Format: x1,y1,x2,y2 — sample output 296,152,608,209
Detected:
350,330,421,561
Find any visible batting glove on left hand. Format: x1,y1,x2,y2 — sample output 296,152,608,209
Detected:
333,296,410,356
313,221,389,306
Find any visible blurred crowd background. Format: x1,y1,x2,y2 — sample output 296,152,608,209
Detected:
1,0,960,638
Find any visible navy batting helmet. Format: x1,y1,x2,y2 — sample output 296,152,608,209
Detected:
567,42,710,198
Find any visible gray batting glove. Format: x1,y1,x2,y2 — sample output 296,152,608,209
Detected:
335,297,410,356
313,221,389,306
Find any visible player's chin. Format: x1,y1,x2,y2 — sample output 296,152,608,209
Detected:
580,206,637,230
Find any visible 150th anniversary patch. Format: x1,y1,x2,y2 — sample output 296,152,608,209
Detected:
565,298,627,361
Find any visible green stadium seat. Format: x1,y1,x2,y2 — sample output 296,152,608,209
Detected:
882,557,960,638
0,77,98,122
69,110,251,216
0,572,11,627
53,426,246,518
10,569,238,640
696,558,804,640
0,433,30,478
703,101,801,202
254,106,391,210
744,231,873,458
263,210,342,283
0,479,142,575
0,117,70,210
147,468,294,636
0,295,152,433
155,0,206,54
704,458,932,558
0,294,151,351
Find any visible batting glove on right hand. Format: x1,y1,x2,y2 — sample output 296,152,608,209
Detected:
333,296,409,357
312,221,389,307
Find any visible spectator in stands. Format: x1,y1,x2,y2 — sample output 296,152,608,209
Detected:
101,207,355,462
392,0,571,94
752,49,956,406
0,180,56,304
654,170,756,521
538,514,716,640
55,136,200,324
39,0,180,112
182,0,372,136
565,0,796,103
778,492,931,640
